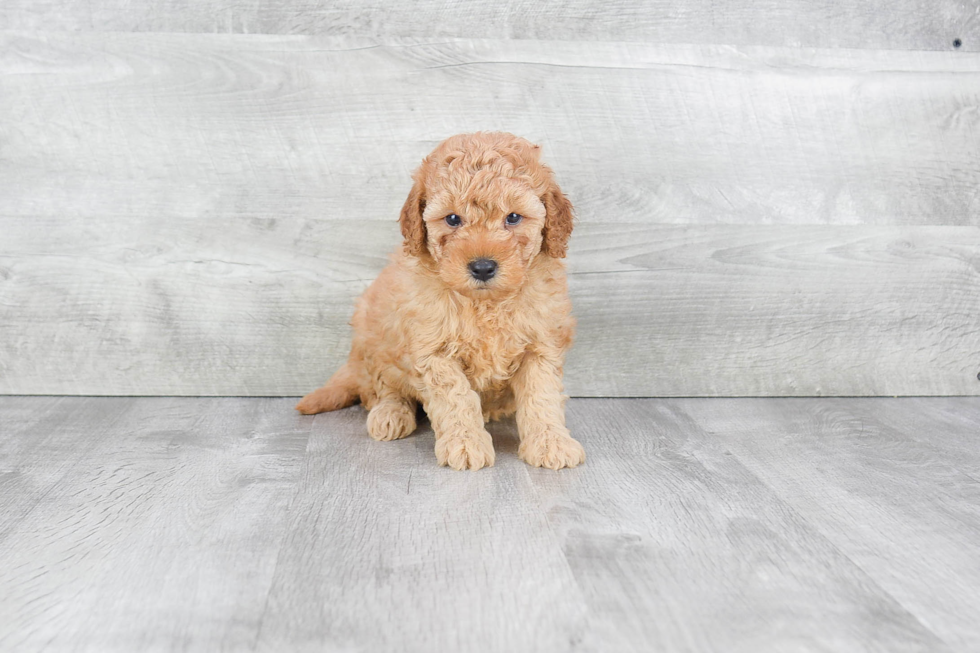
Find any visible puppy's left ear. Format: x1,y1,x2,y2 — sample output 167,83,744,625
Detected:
399,176,427,257
541,180,574,258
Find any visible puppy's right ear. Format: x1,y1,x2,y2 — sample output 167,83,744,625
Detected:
399,176,427,257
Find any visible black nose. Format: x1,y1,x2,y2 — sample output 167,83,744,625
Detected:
468,258,498,281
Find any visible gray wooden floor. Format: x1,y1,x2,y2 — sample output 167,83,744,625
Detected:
1,397,978,652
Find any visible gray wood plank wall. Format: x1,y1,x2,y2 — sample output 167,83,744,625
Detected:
2,1,977,51
1,17,979,397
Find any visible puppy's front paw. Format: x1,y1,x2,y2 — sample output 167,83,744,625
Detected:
519,432,585,470
367,401,416,441
435,431,495,471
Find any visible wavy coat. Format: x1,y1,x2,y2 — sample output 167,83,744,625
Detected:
297,132,585,470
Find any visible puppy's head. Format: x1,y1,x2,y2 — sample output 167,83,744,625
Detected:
399,132,573,298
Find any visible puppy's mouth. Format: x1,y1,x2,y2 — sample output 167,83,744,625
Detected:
460,275,505,297
464,280,496,295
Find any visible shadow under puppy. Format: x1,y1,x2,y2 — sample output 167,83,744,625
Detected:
297,132,585,471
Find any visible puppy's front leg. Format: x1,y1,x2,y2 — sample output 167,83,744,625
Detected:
420,357,495,471
512,351,585,470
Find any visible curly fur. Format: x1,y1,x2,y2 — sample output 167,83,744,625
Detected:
297,132,585,471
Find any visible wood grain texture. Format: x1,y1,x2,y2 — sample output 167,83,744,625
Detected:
568,223,980,397
0,397,311,651
679,397,980,650
2,33,979,228
254,405,589,652
0,397,126,543
1,1,977,52
2,217,978,396
3,32,979,397
850,397,980,477
537,399,952,652
4,396,980,650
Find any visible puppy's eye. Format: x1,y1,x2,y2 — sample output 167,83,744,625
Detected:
505,212,523,226
445,214,462,227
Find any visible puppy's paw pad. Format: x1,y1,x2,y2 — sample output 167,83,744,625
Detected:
520,434,585,470
367,402,416,441
435,432,495,471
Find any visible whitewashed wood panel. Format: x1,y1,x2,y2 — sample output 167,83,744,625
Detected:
569,223,980,396
681,398,980,649
3,32,979,397
2,32,979,227
255,404,590,651
6,396,979,650
2,216,977,396
0,397,311,651
0,397,106,540
1,1,977,52
851,397,980,477
541,399,954,651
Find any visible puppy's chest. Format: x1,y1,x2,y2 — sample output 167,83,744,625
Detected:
453,322,529,391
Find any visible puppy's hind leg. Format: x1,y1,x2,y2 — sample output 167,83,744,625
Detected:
296,363,359,415
367,388,417,442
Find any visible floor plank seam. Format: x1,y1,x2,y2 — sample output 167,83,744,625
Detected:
0,400,127,547
668,399,961,650
249,413,318,651
708,438,962,648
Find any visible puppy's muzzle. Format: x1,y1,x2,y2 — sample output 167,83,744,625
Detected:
468,258,498,282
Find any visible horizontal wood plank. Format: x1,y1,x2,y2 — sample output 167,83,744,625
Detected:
569,223,980,396
5,396,980,650
680,397,980,649
1,1,977,52
853,397,980,477
2,217,977,396
541,399,953,651
0,397,311,650
2,33,979,227
256,404,589,651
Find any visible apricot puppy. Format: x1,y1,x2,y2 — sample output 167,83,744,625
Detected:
297,132,585,471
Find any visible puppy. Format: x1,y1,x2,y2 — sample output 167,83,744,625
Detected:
297,132,585,471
